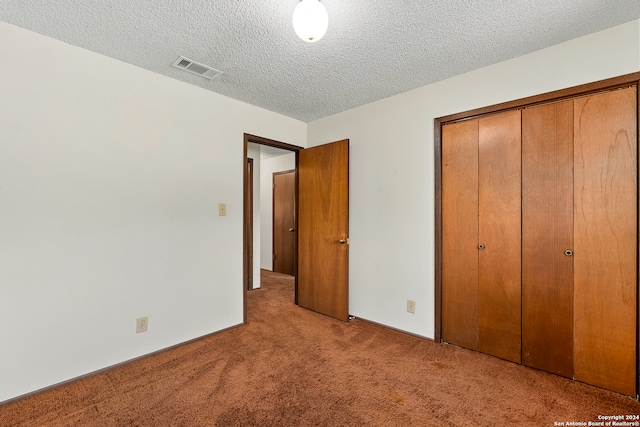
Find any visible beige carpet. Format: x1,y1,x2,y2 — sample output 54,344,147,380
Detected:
1,269,638,426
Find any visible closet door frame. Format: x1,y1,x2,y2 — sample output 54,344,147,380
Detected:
434,71,640,395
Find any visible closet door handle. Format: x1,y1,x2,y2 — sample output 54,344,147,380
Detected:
564,249,573,257
478,244,485,250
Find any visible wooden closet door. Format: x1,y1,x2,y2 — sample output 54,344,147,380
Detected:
521,101,574,377
478,111,522,363
442,120,479,350
573,86,637,396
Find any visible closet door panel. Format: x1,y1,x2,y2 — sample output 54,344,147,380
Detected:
573,86,637,396
442,120,479,350
478,110,522,363
521,101,574,377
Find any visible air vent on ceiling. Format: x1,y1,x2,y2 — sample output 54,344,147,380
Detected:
171,56,222,80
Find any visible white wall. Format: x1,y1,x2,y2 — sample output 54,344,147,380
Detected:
260,153,296,271
0,22,305,402
307,20,640,339
247,143,262,289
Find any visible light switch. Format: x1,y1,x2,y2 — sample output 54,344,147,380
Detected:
218,203,226,216
407,300,416,314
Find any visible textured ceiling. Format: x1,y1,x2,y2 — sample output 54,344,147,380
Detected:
1,1,638,122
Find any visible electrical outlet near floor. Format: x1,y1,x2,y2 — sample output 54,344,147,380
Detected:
406,300,416,314
136,316,148,333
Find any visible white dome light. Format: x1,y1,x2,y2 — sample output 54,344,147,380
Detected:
292,0,328,43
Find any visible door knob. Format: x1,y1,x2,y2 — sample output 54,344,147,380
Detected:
478,244,485,250
339,238,347,244
288,228,295,232
564,249,573,257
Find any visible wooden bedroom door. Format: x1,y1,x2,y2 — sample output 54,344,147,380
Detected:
273,170,296,276
297,139,350,321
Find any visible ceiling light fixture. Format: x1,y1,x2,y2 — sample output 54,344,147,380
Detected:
292,0,328,43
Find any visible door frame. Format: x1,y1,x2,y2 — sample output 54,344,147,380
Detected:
434,72,640,396
246,157,254,290
243,134,303,323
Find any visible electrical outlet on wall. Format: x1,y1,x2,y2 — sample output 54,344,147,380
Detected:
136,316,148,333
407,300,416,314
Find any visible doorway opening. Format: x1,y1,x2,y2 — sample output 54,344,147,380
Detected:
244,134,351,323
243,134,302,323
